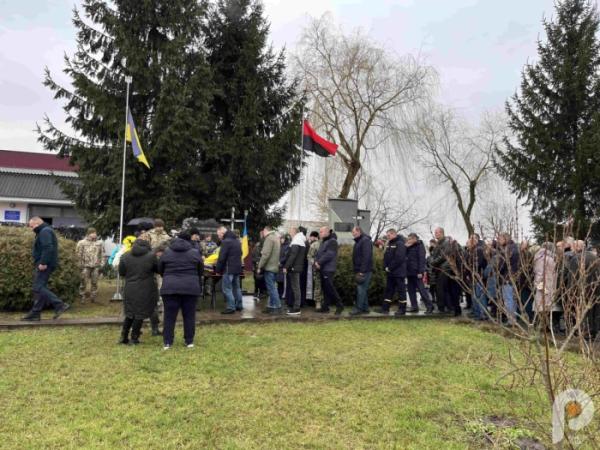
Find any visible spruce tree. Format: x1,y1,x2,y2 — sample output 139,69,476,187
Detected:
38,0,212,235
498,0,600,238
202,0,303,229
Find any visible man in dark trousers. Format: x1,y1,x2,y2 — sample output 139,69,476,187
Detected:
216,226,243,314
351,226,373,315
283,227,307,315
429,227,453,314
405,233,434,314
22,216,70,321
378,228,408,316
314,227,344,315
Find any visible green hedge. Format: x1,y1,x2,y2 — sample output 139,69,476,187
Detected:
333,245,386,306
0,226,81,311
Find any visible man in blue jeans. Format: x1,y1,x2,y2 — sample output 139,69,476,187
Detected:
466,234,488,320
350,226,373,315
497,232,519,324
216,226,243,314
257,226,282,314
22,217,70,321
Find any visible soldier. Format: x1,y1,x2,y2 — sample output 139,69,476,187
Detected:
146,218,171,336
199,234,217,257
76,227,104,303
307,231,322,310
147,219,171,250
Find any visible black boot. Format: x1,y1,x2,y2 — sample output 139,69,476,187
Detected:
150,312,162,336
119,317,133,344
395,301,407,317
130,319,143,345
377,300,391,314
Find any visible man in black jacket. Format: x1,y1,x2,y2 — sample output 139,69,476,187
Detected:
314,227,344,315
351,226,373,315
429,227,453,314
22,217,70,321
216,226,243,314
378,228,408,316
405,233,434,314
284,227,307,315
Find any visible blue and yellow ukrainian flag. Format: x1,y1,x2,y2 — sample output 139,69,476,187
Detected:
125,107,150,168
241,220,249,260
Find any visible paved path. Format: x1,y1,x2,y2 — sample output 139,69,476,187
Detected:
0,295,459,330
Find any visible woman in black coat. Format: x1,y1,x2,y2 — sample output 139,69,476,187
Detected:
118,239,159,344
158,232,203,350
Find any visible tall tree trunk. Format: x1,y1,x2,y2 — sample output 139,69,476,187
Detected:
339,159,361,199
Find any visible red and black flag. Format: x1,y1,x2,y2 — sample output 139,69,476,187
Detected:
302,120,337,157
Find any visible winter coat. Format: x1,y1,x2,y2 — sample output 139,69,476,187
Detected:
533,248,557,313
158,238,203,296
315,232,339,273
406,240,427,277
466,241,487,276
429,237,452,273
352,233,373,273
426,253,437,286
285,232,307,273
384,235,407,278
483,250,499,295
258,231,281,273
32,222,58,269
119,240,159,319
215,230,243,275
497,241,520,283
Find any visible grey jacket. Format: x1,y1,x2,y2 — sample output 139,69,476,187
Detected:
258,231,280,273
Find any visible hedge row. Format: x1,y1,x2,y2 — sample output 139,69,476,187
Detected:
333,245,387,306
0,226,80,311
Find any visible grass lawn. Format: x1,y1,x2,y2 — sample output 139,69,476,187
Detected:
0,320,551,449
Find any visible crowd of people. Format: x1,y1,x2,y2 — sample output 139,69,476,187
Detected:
18,216,600,350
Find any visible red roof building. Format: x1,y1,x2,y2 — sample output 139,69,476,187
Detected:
0,150,77,173
0,150,83,227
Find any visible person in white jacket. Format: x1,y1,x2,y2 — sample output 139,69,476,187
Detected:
283,227,307,315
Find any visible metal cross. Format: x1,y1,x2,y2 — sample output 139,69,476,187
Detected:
220,207,248,231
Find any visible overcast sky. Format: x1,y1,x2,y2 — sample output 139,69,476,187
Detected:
1,0,557,152
0,0,562,238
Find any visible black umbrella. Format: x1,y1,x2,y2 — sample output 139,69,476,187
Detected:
127,217,155,226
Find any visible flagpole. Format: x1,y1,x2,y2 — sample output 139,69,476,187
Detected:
297,99,305,222
112,75,132,301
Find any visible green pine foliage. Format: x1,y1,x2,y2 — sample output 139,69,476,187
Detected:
0,227,80,311
38,0,302,236
497,0,600,238
202,0,303,229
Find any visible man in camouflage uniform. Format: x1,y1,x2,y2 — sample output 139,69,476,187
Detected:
76,227,104,303
147,219,170,250
307,231,322,310
199,234,217,257
146,219,171,336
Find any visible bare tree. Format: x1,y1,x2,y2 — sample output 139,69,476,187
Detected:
294,14,436,199
449,231,600,448
362,175,429,239
409,106,504,236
